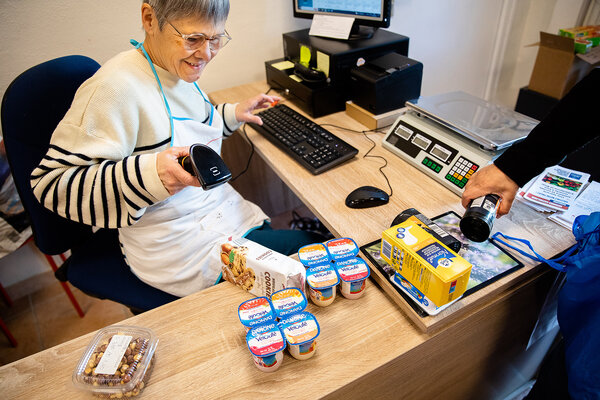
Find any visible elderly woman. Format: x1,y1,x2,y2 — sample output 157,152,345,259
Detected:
30,0,325,298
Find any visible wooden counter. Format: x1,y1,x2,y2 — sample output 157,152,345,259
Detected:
0,82,573,399
0,272,559,399
211,81,573,333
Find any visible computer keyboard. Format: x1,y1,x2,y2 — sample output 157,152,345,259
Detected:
248,104,358,175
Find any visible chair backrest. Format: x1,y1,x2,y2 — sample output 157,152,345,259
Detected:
1,56,101,255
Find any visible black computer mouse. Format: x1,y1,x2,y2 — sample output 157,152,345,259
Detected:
345,186,390,209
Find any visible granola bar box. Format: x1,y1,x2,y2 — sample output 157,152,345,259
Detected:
220,237,306,298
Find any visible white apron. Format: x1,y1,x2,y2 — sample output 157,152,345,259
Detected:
119,42,268,297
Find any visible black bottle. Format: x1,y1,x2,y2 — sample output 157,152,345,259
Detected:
460,194,501,242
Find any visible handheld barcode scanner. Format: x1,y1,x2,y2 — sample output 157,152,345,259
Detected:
178,144,232,190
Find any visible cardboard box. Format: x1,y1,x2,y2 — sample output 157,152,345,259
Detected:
220,238,306,298
345,101,405,130
380,220,472,307
528,32,600,99
515,86,559,121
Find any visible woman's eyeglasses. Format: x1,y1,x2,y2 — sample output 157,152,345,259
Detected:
168,21,231,52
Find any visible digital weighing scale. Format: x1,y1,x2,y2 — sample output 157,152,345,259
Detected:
382,91,539,196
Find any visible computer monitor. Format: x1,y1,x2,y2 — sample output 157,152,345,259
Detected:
293,0,392,40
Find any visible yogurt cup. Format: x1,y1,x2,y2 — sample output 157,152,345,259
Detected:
297,243,331,267
278,312,320,360
238,297,276,332
246,323,286,372
335,258,371,299
270,288,307,319
326,237,359,261
306,264,339,307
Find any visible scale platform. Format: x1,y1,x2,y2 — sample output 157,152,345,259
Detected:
382,91,538,196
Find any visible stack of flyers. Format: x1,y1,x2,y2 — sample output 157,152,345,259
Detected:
517,166,590,212
515,165,599,229
549,181,600,229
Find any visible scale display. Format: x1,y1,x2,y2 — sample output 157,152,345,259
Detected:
382,92,538,196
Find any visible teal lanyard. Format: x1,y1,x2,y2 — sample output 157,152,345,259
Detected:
194,82,214,126
130,39,215,147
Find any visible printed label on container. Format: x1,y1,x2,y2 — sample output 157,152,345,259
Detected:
326,238,359,261
246,324,285,357
297,243,331,267
270,288,307,317
393,273,428,305
391,273,459,315
335,258,370,282
471,196,484,208
278,312,320,345
238,297,275,327
483,198,499,213
307,265,339,289
416,243,456,270
94,334,133,375
349,280,366,294
299,341,316,355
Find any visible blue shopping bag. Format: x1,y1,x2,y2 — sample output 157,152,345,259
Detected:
493,212,600,399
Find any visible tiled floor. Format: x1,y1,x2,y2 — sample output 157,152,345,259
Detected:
0,207,320,366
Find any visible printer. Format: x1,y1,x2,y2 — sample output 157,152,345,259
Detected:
350,53,423,115
265,29,410,118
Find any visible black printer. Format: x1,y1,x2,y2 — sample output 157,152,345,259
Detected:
350,53,423,115
265,28,410,118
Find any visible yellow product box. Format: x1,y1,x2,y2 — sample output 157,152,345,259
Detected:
380,220,472,307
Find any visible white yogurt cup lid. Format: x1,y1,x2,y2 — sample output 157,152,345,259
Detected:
297,243,331,267
270,288,307,319
278,312,320,345
326,237,359,261
334,258,370,283
306,264,339,290
238,297,276,328
246,323,286,357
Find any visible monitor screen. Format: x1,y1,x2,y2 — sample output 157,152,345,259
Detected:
293,0,391,28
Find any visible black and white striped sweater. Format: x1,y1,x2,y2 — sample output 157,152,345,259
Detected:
31,49,241,229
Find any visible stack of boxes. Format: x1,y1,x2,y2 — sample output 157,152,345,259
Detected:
517,26,600,120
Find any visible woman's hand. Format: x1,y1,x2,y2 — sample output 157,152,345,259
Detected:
235,93,281,125
156,146,201,195
461,164,519,217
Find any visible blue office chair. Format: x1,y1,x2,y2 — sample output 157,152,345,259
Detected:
1,55,179,313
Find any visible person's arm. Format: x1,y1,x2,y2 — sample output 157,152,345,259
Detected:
215,93,281,137
233,94,281,125
462,68,599,215
216,102,243,137
494,67,599,188
30,80,173,229
461,164,519,216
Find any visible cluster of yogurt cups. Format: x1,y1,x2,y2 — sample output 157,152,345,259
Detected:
298,237,371,306
238,288,319,372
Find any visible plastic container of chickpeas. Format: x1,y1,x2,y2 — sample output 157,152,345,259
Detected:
72,325,158,398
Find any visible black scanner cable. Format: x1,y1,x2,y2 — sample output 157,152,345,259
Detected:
230,86,274,182
320,122,394,198
232,86,394,198
230,123,255,182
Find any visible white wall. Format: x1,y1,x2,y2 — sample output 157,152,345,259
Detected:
0,0,310,116
0,0,582,286
0,0,581,115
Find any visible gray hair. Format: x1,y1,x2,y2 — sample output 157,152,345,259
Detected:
144,0,230,29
